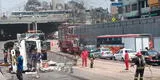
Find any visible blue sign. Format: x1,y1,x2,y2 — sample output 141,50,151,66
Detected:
111,3,123,7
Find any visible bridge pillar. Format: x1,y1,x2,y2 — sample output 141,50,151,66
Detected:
28,23,30,31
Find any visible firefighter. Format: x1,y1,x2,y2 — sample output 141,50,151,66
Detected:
3,49,8,63
89,52,95,68
132,51,146,80
81,48,89,67
124,50,129,70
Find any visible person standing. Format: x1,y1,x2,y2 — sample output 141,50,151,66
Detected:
89,53,95,68
10,47,17,73
31,49,37,71
41,49,47,60
16,50,23,80
36,51,42,78
3,49,8,63
132,51,146,80
124,50,129,70
81,48,89,67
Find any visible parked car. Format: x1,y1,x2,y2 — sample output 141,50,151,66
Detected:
85,46,99,58
114,48,136,61
141,50,160,65
90,48,113,59
86,46,97,53
98,48,113,59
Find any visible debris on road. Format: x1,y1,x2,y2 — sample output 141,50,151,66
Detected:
39,60,73,73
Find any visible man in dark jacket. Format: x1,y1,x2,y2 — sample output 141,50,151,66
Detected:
132,51,146,80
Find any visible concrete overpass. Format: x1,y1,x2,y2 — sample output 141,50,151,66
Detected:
0,16,67,24
0,16,66,40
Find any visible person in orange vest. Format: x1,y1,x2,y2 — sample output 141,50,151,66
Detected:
81,48,89,67
124,50,129,70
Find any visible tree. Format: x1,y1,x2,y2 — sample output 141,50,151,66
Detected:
25,0,41,11
90,7,109,23
41,1,51,10
66,0,86,23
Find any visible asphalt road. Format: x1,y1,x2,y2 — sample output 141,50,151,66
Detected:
1,40,160,80
0,41,86,80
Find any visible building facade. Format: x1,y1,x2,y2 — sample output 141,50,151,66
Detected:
110,0,119,15
119,0,150,19
119,0,160,19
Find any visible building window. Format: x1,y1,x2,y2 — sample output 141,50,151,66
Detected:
118,0,122,2
141,1,145,8
125,5,131,12
110,0,115,2
146,0,149,7
132,3,138,11
118,7,123,14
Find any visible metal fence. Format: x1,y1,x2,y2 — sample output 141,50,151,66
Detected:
74,16,160,51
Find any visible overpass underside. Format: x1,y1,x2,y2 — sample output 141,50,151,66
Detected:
0,22,61,41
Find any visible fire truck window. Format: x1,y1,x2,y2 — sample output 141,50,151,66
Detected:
119,50,123,54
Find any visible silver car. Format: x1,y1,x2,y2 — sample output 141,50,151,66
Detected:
98,48,113,59
90,48,113,59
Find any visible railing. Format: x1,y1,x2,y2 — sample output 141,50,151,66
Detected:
0,16,67,24
103,16,160,27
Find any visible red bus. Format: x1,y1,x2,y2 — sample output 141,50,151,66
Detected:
97,34,153,53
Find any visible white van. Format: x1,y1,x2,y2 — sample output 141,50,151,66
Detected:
114,48,136,61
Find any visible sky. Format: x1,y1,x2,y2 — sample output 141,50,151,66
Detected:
0,0,111,14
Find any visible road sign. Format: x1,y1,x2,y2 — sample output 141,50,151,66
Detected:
112,17,117,22
111,3,123,7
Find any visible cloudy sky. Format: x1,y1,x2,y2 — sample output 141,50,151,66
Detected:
0,0,111,14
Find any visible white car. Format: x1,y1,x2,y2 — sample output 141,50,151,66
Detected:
96,48,113,59
114,48,136,61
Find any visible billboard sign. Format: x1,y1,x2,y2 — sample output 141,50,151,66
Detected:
111,3,123,7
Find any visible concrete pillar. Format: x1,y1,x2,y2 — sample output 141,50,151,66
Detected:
28,23,30,31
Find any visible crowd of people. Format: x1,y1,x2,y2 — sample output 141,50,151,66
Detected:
2,45,47,80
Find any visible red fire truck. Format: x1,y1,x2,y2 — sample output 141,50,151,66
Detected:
58,23,80,54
